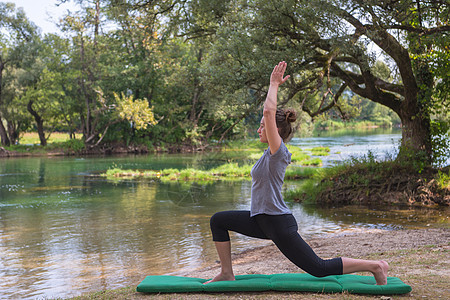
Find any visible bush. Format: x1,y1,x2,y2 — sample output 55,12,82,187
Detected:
63,139,85,153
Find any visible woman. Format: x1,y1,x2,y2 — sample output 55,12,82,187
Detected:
205,61,389,285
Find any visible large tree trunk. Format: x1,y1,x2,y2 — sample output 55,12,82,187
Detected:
7,121,19,145
400,32,434,162
398,108,431,160
79,35,92,141
190,49,203,125
27,100,47,146
0,60,11,146
0,118,10,146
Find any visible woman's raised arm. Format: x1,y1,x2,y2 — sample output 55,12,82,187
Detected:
263,61,290,154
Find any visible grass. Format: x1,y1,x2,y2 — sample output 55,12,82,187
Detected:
283,151,450,206
66,243,449,300
286,145,323,166
104,163,318,183
436,169,450,189
285,167,318,179
19,132,82,144
104,164,252,182
102,142,324,183
283,179,319,203
5,132,85,154
309,146,330,156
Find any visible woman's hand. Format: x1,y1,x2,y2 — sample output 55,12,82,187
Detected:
270,61,290,87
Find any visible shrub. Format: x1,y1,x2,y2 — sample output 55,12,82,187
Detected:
63,139,85,153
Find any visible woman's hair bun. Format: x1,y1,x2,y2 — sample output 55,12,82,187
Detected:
285,109,297,123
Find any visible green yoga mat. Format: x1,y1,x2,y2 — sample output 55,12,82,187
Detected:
137,273,412,295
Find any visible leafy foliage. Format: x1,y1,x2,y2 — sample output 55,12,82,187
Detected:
0,0,448,167
115,92,157,130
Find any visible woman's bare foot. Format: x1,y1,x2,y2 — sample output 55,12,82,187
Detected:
373,260,389,285
203,272,235,284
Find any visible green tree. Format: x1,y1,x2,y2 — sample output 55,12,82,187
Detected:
166,0,270,142
115,92,157,130
0,2,40,146
81,90,158,146
108,0,217,147
17,37,60,147
57,0,171,146
39,34,81,139
59,0,106,145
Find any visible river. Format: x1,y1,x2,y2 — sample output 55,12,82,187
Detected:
0,128,447,299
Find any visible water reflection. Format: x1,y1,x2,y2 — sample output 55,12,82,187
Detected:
0,130,448,299
301,204,449,232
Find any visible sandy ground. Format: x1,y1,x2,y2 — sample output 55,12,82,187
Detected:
71,227,449,299
186,228,450,279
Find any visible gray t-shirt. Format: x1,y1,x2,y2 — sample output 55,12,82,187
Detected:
250,141,292,217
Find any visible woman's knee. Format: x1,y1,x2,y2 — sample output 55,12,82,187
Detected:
210,211,228,227
210,211,231,242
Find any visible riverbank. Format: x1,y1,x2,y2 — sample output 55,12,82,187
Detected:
0,131,228,157
69,227,449,300
312,164,450,207
0,143,159,157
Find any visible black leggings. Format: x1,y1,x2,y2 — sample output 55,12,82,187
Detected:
210,210,343,277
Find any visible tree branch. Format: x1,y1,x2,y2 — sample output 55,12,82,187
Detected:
330,62,402,113
387,24,450,36
334,7,418,99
